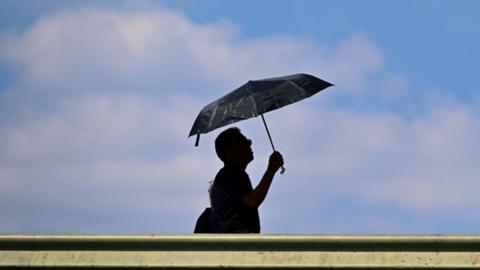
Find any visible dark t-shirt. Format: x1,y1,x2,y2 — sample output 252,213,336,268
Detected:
211,163,260,233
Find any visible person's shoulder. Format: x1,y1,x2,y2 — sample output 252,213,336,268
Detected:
215,166,229,179
216,164,237,176
214,166,229,184
214,164,242,187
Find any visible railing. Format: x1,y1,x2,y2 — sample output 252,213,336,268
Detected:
1,234,480,268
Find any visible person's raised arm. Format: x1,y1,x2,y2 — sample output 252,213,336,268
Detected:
243,151,284,208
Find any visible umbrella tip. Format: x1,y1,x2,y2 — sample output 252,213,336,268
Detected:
195,134,200,147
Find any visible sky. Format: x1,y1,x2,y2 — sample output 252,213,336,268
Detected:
0,0,479,234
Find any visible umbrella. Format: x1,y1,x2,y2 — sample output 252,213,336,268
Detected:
189,73,333,173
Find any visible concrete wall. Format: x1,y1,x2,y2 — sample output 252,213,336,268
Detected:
1,234,480,268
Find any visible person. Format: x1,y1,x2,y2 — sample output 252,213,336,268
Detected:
209,127,284,233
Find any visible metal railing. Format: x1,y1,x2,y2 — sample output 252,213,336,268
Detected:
1,234,480,268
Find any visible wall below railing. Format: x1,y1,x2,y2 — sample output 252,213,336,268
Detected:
1,234,480,269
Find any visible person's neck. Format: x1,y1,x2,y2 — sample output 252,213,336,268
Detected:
225,160,247,171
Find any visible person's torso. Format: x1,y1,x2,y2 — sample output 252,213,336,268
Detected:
211,164,260,233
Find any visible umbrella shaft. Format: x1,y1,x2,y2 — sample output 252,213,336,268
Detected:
261,114,285,175
261,114,276,151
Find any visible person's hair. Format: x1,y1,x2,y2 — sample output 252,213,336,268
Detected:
215,127,243,162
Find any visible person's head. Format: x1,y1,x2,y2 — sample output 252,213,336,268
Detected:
215,127,253,167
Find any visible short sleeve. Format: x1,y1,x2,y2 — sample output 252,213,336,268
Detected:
215,168,247,203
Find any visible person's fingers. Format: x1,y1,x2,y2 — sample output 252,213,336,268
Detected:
269,151,284,168
272,151,282,157
270,153,278,160
273,152,283,163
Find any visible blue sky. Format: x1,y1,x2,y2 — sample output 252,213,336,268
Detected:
0,0,479,234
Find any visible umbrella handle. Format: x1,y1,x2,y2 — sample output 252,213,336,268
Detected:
261,114,285,175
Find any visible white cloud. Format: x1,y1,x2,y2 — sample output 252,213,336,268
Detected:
0,92,221,232
321,33,384,90
0,215,18,231
261,100,480,220
1,5,478,233
3,93,478,233
0,7,383,98
0,94,199,161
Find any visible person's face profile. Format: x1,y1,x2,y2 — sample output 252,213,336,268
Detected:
229,134,254,164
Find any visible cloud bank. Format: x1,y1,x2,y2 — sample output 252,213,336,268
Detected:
0,6,479,233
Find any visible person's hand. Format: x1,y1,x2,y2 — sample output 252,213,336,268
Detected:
267,151,284,173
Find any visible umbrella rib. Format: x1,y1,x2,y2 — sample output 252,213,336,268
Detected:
250,95,258,115
288,80,310,97
209,104,220,131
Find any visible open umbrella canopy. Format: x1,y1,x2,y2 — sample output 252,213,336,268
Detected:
189,73,333,144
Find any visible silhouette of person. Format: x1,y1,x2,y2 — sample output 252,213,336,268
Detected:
209,127,284,233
